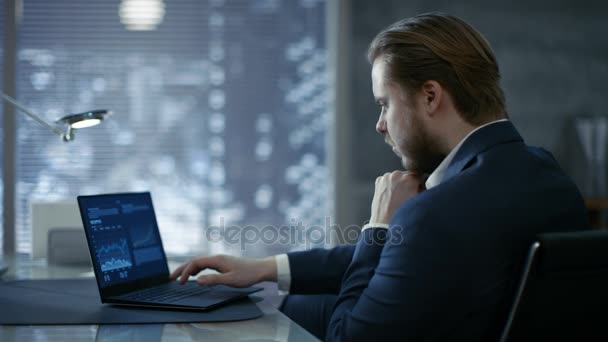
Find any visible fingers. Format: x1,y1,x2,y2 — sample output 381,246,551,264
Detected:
370,170,427,223
169,260,195,279
170,256,224,284
169,264,185,280
178,261,200,284
196,273,231,286
376,171,423,185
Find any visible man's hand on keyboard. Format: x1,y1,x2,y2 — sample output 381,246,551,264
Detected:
170,255,277,288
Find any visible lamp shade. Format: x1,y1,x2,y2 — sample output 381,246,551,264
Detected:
2,92,112,142
57,110,111,129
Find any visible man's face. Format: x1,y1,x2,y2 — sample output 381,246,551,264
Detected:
371,58,445,174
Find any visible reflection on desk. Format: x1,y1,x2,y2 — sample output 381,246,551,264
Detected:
0,255,319,342
96,324,163,341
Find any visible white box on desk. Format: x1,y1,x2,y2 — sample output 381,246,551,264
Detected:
30,199,83,258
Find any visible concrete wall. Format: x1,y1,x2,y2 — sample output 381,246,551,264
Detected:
340,0,608,227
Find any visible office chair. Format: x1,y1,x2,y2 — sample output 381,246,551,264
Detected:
500,230,608,341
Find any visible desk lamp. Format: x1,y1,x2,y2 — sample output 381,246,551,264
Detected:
0,93,111,275
1,92,111,142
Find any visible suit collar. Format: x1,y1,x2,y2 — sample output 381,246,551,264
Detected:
426,119,507,189
440,120,523,184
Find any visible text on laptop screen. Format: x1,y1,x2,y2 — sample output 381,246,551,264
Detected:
79,193,169,288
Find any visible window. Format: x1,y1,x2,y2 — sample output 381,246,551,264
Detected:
0,0,5,255
12,0,331,257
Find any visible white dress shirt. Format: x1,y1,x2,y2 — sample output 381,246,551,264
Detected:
275,119,508,292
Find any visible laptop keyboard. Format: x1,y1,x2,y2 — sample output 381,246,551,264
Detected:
119,282,214,303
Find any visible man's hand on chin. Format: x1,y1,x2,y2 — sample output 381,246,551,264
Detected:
369,171,426,225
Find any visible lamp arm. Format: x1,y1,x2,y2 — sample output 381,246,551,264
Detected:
1,92,65,137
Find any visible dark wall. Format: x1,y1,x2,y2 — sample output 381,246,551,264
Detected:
346,0,608,225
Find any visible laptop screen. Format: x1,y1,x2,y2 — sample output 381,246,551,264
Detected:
78,192,169,289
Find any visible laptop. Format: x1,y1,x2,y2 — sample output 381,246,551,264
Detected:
77,192,262,310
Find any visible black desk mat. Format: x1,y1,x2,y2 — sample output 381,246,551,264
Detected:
0,278,263,325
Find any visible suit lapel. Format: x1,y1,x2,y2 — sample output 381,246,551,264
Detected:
441,121,524,183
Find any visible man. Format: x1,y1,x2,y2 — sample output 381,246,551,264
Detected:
171,13,589,341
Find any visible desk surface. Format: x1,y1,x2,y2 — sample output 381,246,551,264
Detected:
0,256,318,342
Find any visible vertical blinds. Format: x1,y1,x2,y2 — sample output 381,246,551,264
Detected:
14,0,331,257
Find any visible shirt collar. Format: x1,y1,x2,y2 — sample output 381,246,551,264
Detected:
425,119,508,189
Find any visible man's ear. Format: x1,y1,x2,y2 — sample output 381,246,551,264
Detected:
421,80,442,115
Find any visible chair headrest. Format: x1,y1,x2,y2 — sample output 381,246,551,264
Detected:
536,230,608,272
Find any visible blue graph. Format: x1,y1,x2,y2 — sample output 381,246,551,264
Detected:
100,258,132,271
129,224,157,248
97,238,133,272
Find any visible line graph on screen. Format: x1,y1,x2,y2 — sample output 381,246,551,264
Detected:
129,224,157,248
96,238,133,272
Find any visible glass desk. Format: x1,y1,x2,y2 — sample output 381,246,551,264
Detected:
0,256,319,342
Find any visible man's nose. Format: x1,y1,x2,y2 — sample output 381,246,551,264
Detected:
376,113,387,134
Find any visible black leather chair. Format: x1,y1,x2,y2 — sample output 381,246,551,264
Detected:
500,230,608,341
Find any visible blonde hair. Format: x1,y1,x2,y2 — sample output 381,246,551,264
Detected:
368,12,507,124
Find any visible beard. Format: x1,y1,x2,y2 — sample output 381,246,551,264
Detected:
392,111,446,175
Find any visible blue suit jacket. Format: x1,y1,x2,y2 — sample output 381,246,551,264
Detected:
288,121,589,341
